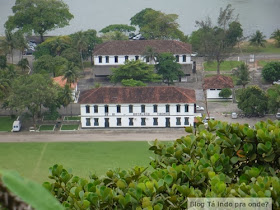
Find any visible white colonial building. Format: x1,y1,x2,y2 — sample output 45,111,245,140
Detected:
203,75,234,100
79,87,197,128
93,40,196,82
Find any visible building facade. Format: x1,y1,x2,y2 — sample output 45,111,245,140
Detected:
93,40,196,82
79,87,197,128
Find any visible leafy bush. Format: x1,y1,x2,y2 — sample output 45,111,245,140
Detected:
44,119,280,209
219,88,232,98
121,79,146,87
262,61,280,82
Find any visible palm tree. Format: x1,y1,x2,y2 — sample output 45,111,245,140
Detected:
71,31,89,70
63,62,80,86
270,29,280,47
17,58,29,72
249,30,266,47
142,46,158,64
0,30,16,63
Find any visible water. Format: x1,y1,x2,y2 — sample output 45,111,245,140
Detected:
0,0,280,37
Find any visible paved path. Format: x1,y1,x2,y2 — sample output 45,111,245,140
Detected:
0,128,188,142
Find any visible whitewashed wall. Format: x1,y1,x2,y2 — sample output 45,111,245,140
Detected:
80,103,195,128
206,89,233,99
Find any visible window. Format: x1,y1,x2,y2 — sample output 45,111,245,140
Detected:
117,118,122,126
184,117,189,125
176,117,181,125
117,105,121,113
135,55,139,60
210,89,215,91
85,105,90,113
129,105,133,113
129,118,134,126
94,105,98,113
114,56,118,63
153,105,158,113
86,118,91,126
125,56,129,61
176,104,181,112
98,56,102,63
166,105,170,113
185,104,189,112
183,55,186,62
106,56,109,63
141,105,145,113
94,118,99,126
176,55,179,62
217,89,222,90
146,57,150,63
141,118,146,126
153,118,158,126
105,105,109,113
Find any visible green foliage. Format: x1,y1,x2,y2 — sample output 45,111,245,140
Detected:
267,85,280,114
235,63,250,88
100,24,136,34
271,29,280,47
0,55,7,69
0,116,14,131
5,0,73,42
110,60,161,84
249,30,266,47
61,124,79,130
193,4,243,74
100,31,129,42
237,86,268,117
262,61,280,82
121,79,146,87
17,58,29,71
204,61,242,71
0,170,64,210
45,119,280,209
155,53,183,85
130,8,185,40
219,88,232,98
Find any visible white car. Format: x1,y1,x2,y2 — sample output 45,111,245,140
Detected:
231,112,238,119
273,80,280,85
196,105,205,111
276,113,280,119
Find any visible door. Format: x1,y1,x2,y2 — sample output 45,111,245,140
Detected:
165,118,170,127
105,118,110,128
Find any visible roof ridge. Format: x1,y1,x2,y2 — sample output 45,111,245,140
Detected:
174,41,192,54
174,87,195,102
80,88,100,103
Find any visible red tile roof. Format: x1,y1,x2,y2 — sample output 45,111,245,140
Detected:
203,75,234,89
79,87,196,104
93,40,192,55
53,76,77,89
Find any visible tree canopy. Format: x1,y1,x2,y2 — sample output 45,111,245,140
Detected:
267,84,280,114
190,4,243,74
271,29,280,47
238,86,268,117
155,53,183,86
235,63,250,88
100,24,136,34
110,60,161,84
219,88,232,98
130,8,185,40
249,30,266,47
262,61,280,83
5,0,73,42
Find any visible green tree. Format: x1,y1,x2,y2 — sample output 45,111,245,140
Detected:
33,55,68,77
83,29,102,66
261,61,280,83
58,84,73,110
60,48,81,64
17,58,29,72
121,79,146,87
192,4,243,74
13,30,27,59
6,74,59,126
235,63,250,88
267,84,280,114
249,30,266,47
155,53,183,86
5,0,73,42
110,60,161,84
142,46,158,64
270,29,280,47
238,86,268,117
100,31,129,42
0,55,7,69
130,8,185,40
63,62,80,86
0,30,16,63
219,88,232,98
100,24,136,35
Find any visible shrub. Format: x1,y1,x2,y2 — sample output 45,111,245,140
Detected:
219,88,232,98
44,119,280,209
121,79,146,86
262,61,280,82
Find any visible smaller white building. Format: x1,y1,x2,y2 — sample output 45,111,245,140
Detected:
79,87,197,128
203,75,234,99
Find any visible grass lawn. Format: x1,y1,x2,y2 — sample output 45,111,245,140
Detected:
64,116,81,121
39,125,55,131
257,60,280,67
61,124,79,130
0,142,155,183
239,41,280,54
204,61,243,71
0,116,15,132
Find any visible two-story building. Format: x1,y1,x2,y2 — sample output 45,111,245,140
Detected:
79,86,197,128
93,40,196,82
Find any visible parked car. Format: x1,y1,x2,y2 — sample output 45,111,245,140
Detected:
231,112,238,119
276,113,280,119
132,34,145,40
196,105,205,111
12,120,21,132
273,80,280,85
